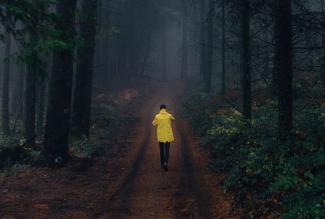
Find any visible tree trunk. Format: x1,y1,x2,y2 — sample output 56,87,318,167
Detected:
44,0,77,164
95,1,105,88
241,0,252,119
141,31,152,77
101,36,110,89
181,0,188,80
321,0,325,85
274,0,293,133
205,0,215,93
24,54,36,146
13,66,25,122
199,0,207,79
220,0,226,95
2,33,11,136
161,24,167,81
12,33,27,122
71,0,99,138
11,69,24,116
36,80,46,137
100,0,111,89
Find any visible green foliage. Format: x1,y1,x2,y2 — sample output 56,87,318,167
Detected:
182,92,217,136
25,149,41,164
0,134,20,148
0,0,75,80
0,135,28,168
0,134,45,170
183,91,325,218
70,135,102,158
0,164,32,177
70,100,137,159
92,102,130,138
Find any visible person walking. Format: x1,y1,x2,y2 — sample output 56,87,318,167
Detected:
152,104,175,171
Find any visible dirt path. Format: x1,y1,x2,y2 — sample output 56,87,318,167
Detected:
97,82,237,219
0,82,238,219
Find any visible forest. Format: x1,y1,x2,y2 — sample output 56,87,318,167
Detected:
0,0,324,218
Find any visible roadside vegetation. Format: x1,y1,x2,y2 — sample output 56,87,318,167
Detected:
183,80,325,218
0,88,139,174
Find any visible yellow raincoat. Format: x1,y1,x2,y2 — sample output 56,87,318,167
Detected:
152,109,175,142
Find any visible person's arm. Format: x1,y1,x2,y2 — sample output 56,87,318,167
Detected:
152,115,159,126
170,114,175,121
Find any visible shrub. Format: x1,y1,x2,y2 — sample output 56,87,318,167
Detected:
182,92,225,136
70,135,101,158
183,92,325,218
0,135,28,169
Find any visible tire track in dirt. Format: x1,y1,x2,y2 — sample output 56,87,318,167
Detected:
104,128,152,215
98,84,184,218
0,82,238,218
170,82,212,219
173,122,212,219
98,81,237,218
97,95,160,217
122,95,182,218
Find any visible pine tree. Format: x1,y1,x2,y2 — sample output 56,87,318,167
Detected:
71,0,99,137
2,33,11,136
241,0,252,119
43,0,77,164
274,0,293,133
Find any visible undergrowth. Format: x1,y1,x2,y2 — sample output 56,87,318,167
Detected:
0,91,138,171
182,84,325,218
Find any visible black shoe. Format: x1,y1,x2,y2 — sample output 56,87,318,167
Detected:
164,165,168,172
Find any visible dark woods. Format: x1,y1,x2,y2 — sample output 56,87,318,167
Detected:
182,0,324,218
0,0,167,166
1,0,94,166
0,0,324,217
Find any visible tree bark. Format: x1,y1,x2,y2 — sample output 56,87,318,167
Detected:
44,0,77,164
181,0,188,80
321,0,325,84
161,24,167,81
71,0,99,138
2,33,11,136
141,31,152,77
11,68,24,116
13,65,25,122
199,0,207,79
99,0,111,88
24,53,36,146
274,0,293,133
220,0,226,95
36,80,46,137
205,0,215,93
241,0,252,119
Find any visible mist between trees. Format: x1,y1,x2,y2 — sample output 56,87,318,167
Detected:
0,0,324,217
0,0,323,162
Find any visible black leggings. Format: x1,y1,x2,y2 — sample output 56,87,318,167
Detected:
159,142,170,166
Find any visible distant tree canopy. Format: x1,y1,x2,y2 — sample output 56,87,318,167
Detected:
0,0,324,163
0,1,324,217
